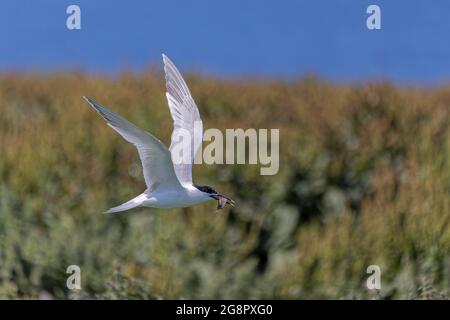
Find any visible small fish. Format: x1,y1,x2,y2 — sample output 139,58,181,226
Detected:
216,195,235,210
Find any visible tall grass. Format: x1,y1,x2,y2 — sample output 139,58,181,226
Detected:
0,72,449,299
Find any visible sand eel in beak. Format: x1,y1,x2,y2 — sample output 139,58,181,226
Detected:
194,185,235,210
216,195,235,210
83,54,235,213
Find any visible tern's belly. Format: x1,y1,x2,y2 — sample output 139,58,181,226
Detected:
142,191,210,208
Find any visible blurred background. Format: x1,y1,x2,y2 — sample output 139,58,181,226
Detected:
1,0,450,299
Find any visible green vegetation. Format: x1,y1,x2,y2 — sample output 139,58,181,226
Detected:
0,72,449,299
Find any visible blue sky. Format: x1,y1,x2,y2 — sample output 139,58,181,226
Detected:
0,0,449,84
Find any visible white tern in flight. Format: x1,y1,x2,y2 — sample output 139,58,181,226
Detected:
83,54,235,213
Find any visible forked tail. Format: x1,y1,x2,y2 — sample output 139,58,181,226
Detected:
105,194,146,214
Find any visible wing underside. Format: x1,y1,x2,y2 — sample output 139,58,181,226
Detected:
162,54,204,186
83,96,182,192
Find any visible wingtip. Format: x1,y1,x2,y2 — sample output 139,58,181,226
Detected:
162,53,173,66
82,96,103,115
83,96,101,110
82,96,93,104
104,207,117,214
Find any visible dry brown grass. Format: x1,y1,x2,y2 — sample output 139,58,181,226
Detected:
0,72,449,299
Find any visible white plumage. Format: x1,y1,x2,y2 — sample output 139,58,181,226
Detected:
83,54,234,213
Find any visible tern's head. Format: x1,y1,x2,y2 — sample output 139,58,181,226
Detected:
194,185,235,209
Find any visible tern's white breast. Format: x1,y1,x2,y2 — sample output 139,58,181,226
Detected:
142,186,211,208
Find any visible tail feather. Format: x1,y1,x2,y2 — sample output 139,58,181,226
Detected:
105,194,146,214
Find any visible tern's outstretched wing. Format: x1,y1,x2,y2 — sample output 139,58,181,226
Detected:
163,54,203,186
83,96,182,192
